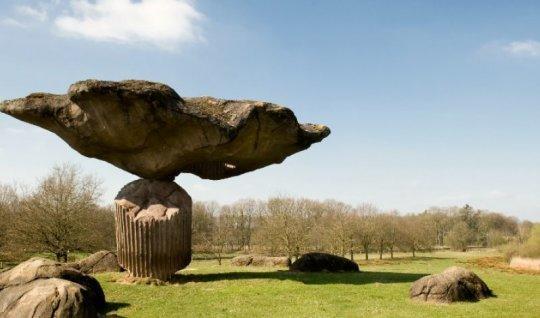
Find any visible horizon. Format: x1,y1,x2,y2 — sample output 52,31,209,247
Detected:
1,0,539,221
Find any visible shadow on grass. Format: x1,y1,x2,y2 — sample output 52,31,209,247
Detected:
105,302,130,317
170,270,428,285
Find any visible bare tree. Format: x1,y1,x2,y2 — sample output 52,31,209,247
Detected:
398,213,435,257
257,197,313,260
384,211,399,259
354,203,378,260
447,221,475,252
323,200,355,259
192,201,217,249
373,212,397,260
425,207,454,246
212,212,233,265
224,199,260,252
191,201,230,264
0,184,19,264
11,164,103,262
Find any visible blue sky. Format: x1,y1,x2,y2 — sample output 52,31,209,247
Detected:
1,0,539,221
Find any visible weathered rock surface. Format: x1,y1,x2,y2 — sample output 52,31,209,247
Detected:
253,256,291,267
0,258,106,317
0,80,330,180
231,255,291,267
68,251,122,274
231,255,253,267
115,179,192,280
290,252,359,272
409,266,494,303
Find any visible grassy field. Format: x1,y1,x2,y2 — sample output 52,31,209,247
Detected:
98,250,539,318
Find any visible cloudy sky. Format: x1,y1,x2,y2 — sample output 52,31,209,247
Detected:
0,0,539,221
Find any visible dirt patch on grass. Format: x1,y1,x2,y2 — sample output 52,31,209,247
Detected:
461,256,539,275
509,257,540,271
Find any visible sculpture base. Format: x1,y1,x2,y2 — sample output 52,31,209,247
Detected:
114,179,192,281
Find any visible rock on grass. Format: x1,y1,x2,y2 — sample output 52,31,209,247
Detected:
410,266,493,303
68,250,122,274
290,253,360,272
231,255,290,267
0,258,106,317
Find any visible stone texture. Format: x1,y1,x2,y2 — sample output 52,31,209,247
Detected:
231,255,291,267
263,256,291,267
114,179,192,280
0,258,106,317
290,252,360,272
68,251,122,274
409,266,494,303
0,80,330,180
231,255,253,266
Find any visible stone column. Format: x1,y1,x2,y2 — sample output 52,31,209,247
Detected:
114,179,192,280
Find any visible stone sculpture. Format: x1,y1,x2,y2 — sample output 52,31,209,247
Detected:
0,80,330,280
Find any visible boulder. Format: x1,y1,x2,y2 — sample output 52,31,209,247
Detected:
290,253,359,272
0,80,330,180
0,258,106,317
231,255,254,266
250,256,268,266
68,251,122,274
231,255,291,267
263,256,291,267
409,266,494,303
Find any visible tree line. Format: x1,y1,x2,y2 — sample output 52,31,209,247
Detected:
0,165,535,265
192,198,533,262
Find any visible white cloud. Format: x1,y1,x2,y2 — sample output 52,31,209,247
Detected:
15,5,48,22
54,0,204,50
0,18,28,28
1,3,50,28
502,40,540,58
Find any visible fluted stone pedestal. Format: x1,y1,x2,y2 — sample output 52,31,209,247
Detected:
114,179,192,280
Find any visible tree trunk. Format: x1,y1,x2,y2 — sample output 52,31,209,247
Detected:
379,241,383,260
364,244,369,260
412,246,416,258
55,251,67,263
390,246,394,259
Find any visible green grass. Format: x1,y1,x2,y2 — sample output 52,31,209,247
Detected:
98,250,539,318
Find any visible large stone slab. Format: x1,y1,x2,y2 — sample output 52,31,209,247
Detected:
0,80,330,180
